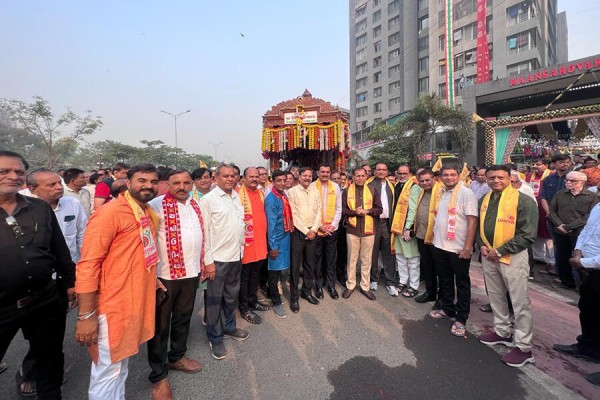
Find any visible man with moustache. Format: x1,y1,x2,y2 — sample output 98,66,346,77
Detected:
392,165,412,216
287,167,322,311
199,164,247,360
76,164,161,399
256,166,271,195
237,167,270,324
147,169,205,400
470,168,490,200
527,158,554,274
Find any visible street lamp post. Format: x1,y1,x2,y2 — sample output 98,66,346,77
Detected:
160,109,190,166
208,141,223,164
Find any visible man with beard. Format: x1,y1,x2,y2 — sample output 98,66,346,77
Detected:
147,169,205,400
76,164,160,399
392,165,412,216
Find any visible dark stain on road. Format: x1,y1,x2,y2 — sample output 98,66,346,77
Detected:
327,319,527,400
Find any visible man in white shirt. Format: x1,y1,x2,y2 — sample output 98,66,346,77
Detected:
63,168,91,217
200,164,247,360
148,169,204,400
311,164,342,300
470,168,491,200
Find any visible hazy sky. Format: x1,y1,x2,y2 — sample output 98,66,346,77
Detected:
1,1,599,169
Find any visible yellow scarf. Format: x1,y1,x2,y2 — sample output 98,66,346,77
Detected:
347,183,374,235
414,181,443,245
123,191,159,271
430,181,463,241
238,185,264,246
390,179,415,234
479,185,520,265
315,179,337,236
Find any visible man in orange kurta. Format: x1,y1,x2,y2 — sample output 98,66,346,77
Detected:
237,167,269,324
75,164,160,400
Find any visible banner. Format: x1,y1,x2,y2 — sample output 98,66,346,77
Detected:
445,0,454,107
476,0,490,83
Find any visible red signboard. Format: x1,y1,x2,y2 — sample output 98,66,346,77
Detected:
509,58,600,87
476,0,490,83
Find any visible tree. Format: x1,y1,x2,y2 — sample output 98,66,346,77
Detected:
368,93,473,167
0,96,103,169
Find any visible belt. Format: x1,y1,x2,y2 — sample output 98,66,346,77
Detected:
16,281,57,309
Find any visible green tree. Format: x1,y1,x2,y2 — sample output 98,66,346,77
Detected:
368,93,473,167
0,96,103,168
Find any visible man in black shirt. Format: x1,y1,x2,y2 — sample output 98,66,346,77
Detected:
0,150,75,400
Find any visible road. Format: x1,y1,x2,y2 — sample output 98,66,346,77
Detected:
0,262,594,399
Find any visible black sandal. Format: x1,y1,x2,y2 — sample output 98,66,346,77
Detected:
402,288,418,298
241,311,262,324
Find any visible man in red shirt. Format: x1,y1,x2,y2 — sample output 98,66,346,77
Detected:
93,163,130,209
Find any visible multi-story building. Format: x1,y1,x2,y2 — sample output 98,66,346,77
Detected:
349,0,565,157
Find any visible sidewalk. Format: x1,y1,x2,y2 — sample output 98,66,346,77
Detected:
468,262,598,400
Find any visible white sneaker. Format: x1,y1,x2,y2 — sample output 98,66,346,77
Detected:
386,285,399,297
370,282,378,291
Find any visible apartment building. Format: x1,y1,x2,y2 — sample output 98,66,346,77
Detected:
349,0,566,152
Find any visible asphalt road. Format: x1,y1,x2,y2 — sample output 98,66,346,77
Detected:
0,269,586,400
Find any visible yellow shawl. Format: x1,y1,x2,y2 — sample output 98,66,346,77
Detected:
315,179,337,236
479,185,520,265
414,181,443,244
390,179,415,234
347,183,374,235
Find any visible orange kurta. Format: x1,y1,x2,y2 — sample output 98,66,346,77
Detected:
241,188,268,264
75,195,157,364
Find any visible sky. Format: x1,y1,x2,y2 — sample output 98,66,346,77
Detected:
1,1,599,169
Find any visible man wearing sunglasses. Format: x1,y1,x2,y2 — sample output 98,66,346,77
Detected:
0,150,75,400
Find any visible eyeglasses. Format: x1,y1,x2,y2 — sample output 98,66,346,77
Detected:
565,179,585,183
5,216,24,238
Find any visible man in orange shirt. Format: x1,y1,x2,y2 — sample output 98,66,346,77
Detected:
582,157,600,187
237,167,270,324
75,164,160,400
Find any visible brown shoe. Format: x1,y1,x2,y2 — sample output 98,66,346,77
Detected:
168,356,202,374
360,289,376,300
342,288,354,299
152,378,173,400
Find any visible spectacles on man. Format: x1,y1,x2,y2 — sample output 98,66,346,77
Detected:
565,179,585,183
5,216,24,238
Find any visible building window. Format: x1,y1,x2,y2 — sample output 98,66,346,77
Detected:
388,48,400,62
389,64,400,78
373,10,381,24
418,15,429,33
507,58,540,76
507,29,538,55
356,48,366,62
356,34,367,47
418,36,429,52
507,1,537,27
388,15,400,30
356,62,368,75
487,15,493,35
388,0,399,14
454,52,464,71
373,25,382,38
356,91,368,103
356,76,368,89
439,83,447,100
389,81,401,93
373,56,382,68
358,121,368,129
438,10,445,28
374,102,383,113
465,49,476,66
418,77,429,93
389,97,401,109
453,28,462,46
374,117,382,124
419,56,429,73
374,40,382,53
453,0,477,21
373,0,381,6
439,59,447,76
439,35,445,51
462,22,477,41
356,106,368,117
355,18,367,33
355,4,367,18
374,87,382,98
388,32,400,46
373,71,382,83
418,0,428,11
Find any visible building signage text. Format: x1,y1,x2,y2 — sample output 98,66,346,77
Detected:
510,58,600,87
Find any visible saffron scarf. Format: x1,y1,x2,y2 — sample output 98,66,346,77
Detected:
315,179,337,236
271,188,294,233
347,183,374,235
238,185,264,246
431,181,464,241
124,190,159,272
414,181,443,245
391,179,416,234
480,185,519,265
528,169,550,197
161,192,205,279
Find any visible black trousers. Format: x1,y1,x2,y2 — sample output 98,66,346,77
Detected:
315,231,339,290
417,238,438,297
147,276,198,383
370,219,397,286
577,270,600,356
554,233,578,287
205,261,242,343
290,230,317,302
433,247,471,325
239,260,264,313
259,258,269,291
336,223,348,283
267,269,285,306
0,290,65,400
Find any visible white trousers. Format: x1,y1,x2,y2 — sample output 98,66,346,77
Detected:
396,254,420,290
89,315,130,400
532,237,554,265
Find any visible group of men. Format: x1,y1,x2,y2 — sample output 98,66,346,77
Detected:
2,148,600,399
